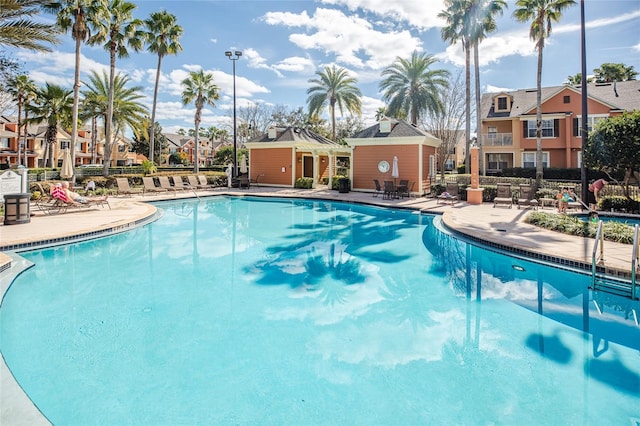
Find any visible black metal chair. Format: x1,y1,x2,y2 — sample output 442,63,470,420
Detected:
373,179,382,197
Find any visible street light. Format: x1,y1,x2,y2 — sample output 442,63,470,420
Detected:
225,50,242,178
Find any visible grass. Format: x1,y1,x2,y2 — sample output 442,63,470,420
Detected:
525,211,636,244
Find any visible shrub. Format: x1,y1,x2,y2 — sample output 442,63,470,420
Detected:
295,177,313,189
598,196,639,213
330,175,348,190
525,211,635,244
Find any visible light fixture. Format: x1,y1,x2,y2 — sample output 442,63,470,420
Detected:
225,50,242,178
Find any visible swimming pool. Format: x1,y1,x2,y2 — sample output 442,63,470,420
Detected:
576,213,640,226
1,197,639,425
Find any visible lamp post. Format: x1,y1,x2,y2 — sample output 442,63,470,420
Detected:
225,50,242,178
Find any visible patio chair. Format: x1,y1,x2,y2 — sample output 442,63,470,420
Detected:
233,175,250,189
142,177,167,194
158,176,180,195
398,179,409,198
383,181,396,200
171,176,191,191
250,173,265,187
493,183,513,208
116,178,143,196
517,184,538,210
373,179,382,197
197,175,217,190
437,182,459,205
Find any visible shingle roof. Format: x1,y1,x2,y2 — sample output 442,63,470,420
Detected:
352,118,434,139
250,127,340,145
481,80,640,119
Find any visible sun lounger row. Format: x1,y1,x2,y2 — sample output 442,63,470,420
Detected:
116,175,218,196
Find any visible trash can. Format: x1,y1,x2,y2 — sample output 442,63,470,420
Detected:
4,193,30,225
338,178,350,193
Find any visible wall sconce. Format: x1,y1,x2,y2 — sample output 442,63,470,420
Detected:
297,157,302,163
321,158,326,163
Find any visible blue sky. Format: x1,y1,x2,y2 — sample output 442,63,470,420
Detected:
9,0,640,135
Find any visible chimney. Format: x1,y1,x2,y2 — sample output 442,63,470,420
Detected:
379,119,391,134
268,126,277,139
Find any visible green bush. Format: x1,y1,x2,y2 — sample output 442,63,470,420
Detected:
295,177,313,189
525,211,635,244
598,196,639,213
330,175,348,190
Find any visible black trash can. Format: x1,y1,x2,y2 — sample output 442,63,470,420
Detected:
4,193,31,225
338,178,350,193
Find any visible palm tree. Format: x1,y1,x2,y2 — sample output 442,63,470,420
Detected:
440,0,472,172
26,82,73,167
81,70,148,168
307,65,362,141
45,0,106,174
593,62,638,83
0,0,60,51
181,69,220,174
379,50,449,126
564,72,592,85
468,0,507,174
514,0,576,185
7,74,36,165
144,10,183,164
90,0,143,176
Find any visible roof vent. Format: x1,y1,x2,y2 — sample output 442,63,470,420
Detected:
379,119,391,133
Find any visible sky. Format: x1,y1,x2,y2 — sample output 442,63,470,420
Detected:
7,0,640,135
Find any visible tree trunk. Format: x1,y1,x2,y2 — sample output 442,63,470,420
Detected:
71,35,82,179
535,38,544,189
464,37,471,174
474,43,482,176
149,54,162,164
103,46,116,177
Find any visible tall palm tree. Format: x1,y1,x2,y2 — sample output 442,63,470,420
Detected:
144,10,183,164
26,82,73,167
45,0,106,173
468,0,507,174
514,0,576,185
440,0,472,172
307,65,362,141
81,70,148,167
7,74,36,165
90,0,143,176
379,50,449,126
0,0,60,51
181,69,220,174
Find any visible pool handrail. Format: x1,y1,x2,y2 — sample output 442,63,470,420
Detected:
632,224,639,300
591,220,604,287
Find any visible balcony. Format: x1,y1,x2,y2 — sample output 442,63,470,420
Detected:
482,133,513,146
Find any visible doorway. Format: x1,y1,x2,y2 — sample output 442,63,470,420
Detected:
303,156,314,178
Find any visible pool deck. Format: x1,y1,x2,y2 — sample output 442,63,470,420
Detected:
1,185,638,425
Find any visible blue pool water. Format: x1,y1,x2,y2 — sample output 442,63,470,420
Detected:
1,197,639,425
576,213,640,226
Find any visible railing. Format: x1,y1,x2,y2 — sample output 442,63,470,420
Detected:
481,133,513,146
632,224,639,299
592,220,604,287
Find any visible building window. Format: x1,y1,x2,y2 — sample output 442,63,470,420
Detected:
576,116,606,136
487,153,510,170
118,145,126,153
526,120,555,138
497,97,507,110
563,95,570,104
0,137,9,148
522,152,549,168
61,141,70,149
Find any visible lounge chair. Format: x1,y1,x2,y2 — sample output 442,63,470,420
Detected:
373,179,382,197
383,181,396,200
197,175,217,190
142,177,167,194
437,182,459,205
116,178,143,196
493,183,513,208
517,184,539,210
158,176,180,194
233,175,250,189
171,176,191,191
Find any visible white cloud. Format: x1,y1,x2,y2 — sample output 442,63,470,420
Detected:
262,8,422,71
634,42,640,52
486,85,514,94
16,50,109,85
320,0,445,30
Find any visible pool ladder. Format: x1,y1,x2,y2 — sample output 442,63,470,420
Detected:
591,221,639,299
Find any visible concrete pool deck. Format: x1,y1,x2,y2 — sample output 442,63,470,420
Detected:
1,185,638,425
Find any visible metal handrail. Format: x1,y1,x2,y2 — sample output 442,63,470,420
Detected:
591,220,604,287
632,224,639,300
